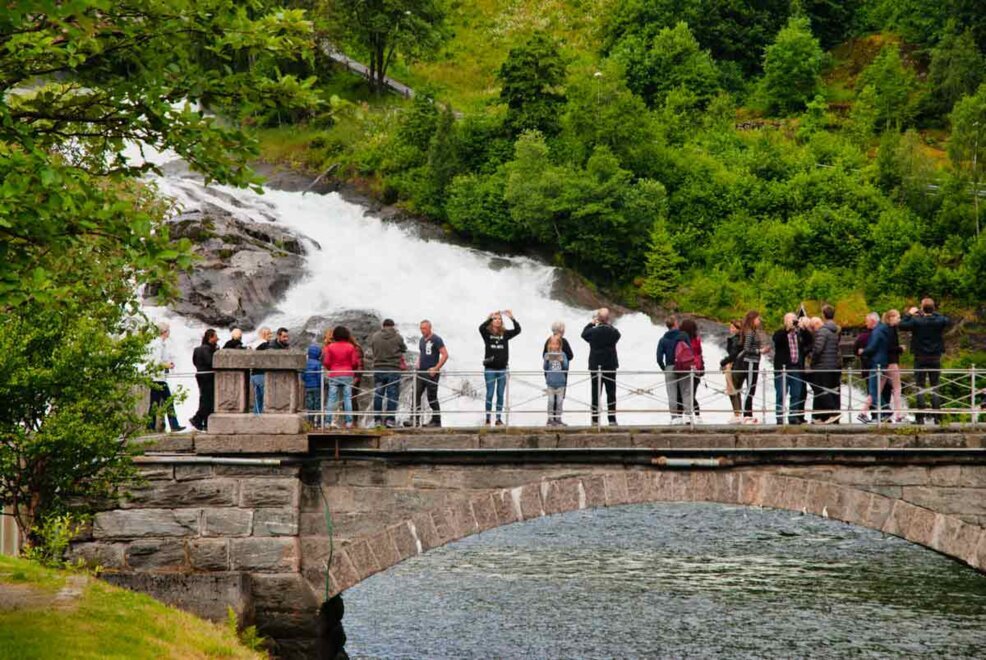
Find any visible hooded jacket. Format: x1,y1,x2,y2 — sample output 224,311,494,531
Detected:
656,329,686,370
304,344,323,389
369,326,408,371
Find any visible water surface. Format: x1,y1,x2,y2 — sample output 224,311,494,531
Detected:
344,503,986,658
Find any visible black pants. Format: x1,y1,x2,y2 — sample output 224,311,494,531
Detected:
733,363,760,417
191,373,214,430
914,358,942,423
148,380,181,431
590,369,617,424
812,370,841,422
413,373,441,425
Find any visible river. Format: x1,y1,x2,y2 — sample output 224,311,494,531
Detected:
343,503,986,658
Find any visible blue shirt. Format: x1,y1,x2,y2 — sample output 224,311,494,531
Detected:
418,334,445,370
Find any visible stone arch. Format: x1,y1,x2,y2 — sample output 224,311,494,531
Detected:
320,469,986,595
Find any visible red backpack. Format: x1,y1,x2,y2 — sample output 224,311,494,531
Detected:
674,339,696,372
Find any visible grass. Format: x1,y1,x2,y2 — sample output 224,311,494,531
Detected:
0,556,264,660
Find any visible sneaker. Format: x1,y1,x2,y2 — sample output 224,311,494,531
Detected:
344,423,353,430
384,420,396,429
729,415,743,424
856,413,873,424
402,420,415,428
329,422,340,429
425,419,442,428
495,419,504,427
557,421,567,427
171,425,187,433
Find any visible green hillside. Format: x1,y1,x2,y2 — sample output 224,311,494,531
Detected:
257,0,986,331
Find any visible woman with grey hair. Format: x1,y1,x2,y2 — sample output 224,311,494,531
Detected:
543,321,574,361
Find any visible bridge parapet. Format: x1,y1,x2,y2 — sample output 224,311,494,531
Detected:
210,349,306,435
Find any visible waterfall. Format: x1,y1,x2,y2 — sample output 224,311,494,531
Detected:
145,173,732,427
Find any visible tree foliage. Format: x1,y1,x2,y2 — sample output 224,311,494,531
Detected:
0,1,317,544
929,26,985,116
325,0,448,91
498,34,567,137
761,16,825,114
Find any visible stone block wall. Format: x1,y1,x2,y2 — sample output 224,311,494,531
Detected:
70,462,319,653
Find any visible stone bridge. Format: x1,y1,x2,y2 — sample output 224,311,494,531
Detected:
70,352,986,657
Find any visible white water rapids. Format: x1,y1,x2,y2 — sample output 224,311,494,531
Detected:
145,171,741,427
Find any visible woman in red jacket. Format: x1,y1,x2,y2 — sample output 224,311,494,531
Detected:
322,326,361,429
679,318,704,420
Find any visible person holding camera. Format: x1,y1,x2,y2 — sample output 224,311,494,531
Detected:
581,308,621,426
479,310,521,426
899,298,951,425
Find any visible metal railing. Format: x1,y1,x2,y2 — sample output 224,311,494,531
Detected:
289,366,983,429
149,366,983,429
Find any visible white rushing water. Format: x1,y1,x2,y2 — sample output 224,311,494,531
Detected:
146,172,736,427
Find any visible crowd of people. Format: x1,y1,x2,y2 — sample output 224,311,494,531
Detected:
145,298,957,432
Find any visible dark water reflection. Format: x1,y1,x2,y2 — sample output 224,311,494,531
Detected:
344,503,986,658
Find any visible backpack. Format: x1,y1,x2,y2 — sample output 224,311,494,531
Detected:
674,339,696,372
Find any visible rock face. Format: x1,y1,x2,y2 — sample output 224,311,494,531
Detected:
286,311,383,352
145,188,314,330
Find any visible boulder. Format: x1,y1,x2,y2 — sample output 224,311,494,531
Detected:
145,200,316,330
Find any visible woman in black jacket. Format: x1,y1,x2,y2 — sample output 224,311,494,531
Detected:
189,328,219,431
480,310,521,426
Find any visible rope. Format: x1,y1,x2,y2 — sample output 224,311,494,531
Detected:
317,486,335,600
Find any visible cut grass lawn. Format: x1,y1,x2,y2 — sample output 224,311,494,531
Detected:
0,556,264,660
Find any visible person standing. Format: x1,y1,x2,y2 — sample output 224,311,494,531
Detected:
860,312,892,424
811,305,842,424
656,316,687,423
772,313,811,425
581,308,621,426
543,334,569,426
370,319,407,428
414,320,448,427
252,327,272,414
679,318,704,421
189,328,219,431
543,321,574,362
883,309,906,422
223,328,246,349
480,310,521,426
322,326,360,429
147,322,184,432
735,311,769,422
720,319,744,422
899,298,951,425
303,344,323,428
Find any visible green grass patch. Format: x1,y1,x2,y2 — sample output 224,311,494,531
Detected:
0,556,263,660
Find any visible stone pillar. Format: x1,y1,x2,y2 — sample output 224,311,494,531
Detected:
210,350,306,434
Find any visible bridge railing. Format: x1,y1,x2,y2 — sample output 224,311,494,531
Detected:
295,366,981,429
147,365,982,430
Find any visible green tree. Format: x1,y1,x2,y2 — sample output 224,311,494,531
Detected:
761,16,824,115
614,22,720,109
858,46,919,131
0,1,316,307
498,34,567,137
0,1,316,544
929,26,985,117
325,0,448,91
641,221,681,302
948,84,986,235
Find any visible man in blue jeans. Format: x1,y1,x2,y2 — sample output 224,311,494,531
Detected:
251,327,272,414
860,312,892,423
369,318,408,428
772,313,811,424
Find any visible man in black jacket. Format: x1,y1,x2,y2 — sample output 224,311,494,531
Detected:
772,313,812,425
899,298,951,424
581,308,621,426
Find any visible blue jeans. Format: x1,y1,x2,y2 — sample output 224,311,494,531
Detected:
251,373,265,414
327,376,353,425
484,369,507,420
305,388,322,428
373,372,401,421
774,370,806,424
869,367,888,418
